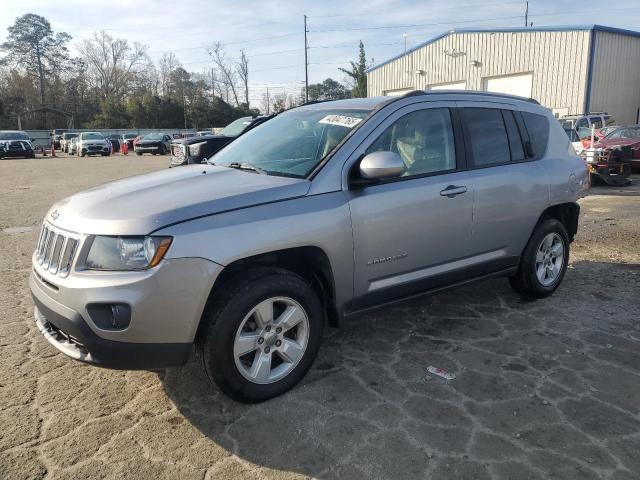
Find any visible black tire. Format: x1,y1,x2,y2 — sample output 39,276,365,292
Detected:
199,267,324,403
509,218,570,299
136,152,143,156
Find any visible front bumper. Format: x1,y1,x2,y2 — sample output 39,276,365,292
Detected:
81,145,110,154
30,254,222,370
135,145,160,153
1,150,35,158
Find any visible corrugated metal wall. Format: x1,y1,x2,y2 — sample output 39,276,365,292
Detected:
590,31,640,124
367,30,592,116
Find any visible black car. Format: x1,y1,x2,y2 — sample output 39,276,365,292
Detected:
135,133,172,155
0,131,36,159
169,116,271,167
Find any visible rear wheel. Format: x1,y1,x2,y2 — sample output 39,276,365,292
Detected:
136,152,142,156
199,268,323,403
509,218,569,299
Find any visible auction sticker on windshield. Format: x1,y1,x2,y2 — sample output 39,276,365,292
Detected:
319,115,363,128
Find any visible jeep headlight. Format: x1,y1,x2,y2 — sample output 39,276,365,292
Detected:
86,236,172,270
188,142,206,157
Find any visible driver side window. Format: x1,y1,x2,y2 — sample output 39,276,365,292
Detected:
366,108,456,177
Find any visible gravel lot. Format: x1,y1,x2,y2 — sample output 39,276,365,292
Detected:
1,154,639,480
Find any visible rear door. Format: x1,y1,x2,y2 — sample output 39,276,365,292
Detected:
456,103,548,266
346,102,475,308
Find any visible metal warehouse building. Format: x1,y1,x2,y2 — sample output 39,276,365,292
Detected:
366,25,640,124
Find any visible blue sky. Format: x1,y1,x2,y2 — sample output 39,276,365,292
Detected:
2,0,640,108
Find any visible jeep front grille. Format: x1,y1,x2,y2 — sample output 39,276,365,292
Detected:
35,224,80,277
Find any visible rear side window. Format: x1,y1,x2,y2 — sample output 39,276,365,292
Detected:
502,110,525,161
604,116,616,126
461,108,510,167
589,116,603,129
521,112,549,159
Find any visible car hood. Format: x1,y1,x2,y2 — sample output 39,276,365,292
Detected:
173,135,230,146
46,165,310,235
594,138,640,148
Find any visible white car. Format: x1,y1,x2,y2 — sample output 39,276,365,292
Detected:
77,132,110,157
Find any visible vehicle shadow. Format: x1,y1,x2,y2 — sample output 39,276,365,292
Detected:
160,260,640,479
589,173,640,196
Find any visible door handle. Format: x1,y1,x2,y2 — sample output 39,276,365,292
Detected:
439,185,467,198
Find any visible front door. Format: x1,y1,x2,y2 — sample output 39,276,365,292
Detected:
346,103,474,309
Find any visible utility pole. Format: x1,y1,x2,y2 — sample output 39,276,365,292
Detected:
183,94,187,129
304,14,309,103
524,1,529,28
211,68,215,102
266,87,270,115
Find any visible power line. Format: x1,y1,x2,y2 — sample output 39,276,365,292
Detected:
309,15,524,32
308,0,530,18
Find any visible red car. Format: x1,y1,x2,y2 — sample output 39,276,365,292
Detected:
580,126,618,149
592,125,640,169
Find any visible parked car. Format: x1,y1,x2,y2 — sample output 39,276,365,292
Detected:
577,125,619,149
60,132,79,152
67,137,78,155
106,134,121,153
121,133,138,150
564,127,585,154
196,130,212,136
52,135,62,150
77,132,110,157
559,112,615,132
30,91,588,402
0,130,36,159
134,133,172,155
169,116,270,167
591,125,640,171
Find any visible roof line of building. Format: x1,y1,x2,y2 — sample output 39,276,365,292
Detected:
366,24,640,73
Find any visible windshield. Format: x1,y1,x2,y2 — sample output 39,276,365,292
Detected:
122,133,137,139
219,117,254,137
81,132,104,140
63,133,78,139
0,132,29,141
603,126,640,140
559,119,575,129
564,128,580,142
143,133,164,141
209,108,370,178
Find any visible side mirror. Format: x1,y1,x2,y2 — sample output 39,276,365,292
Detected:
359,151,405,180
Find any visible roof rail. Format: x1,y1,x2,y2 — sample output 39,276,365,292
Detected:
404,89,540,104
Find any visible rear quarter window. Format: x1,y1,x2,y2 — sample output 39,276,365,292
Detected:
522,112,549,159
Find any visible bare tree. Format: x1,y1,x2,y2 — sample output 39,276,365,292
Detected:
207,42,239,106
78,31,150,100
158,52,181,96
237,49,249,107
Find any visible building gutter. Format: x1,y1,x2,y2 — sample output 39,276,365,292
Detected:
583,29,597,115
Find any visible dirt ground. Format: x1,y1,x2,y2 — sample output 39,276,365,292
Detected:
1,154,639,480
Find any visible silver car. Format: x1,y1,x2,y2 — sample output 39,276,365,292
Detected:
30,91,588,402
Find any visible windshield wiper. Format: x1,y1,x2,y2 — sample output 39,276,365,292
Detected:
226,162,268,175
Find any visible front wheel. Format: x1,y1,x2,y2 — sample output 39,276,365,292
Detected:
509,218,570,299
199,268,323,403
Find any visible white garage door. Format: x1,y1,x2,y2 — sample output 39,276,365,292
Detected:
429,81,466,90
483,73,533,98
384,88,414,97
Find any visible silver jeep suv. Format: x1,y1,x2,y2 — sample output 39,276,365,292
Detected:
30,91,588,402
